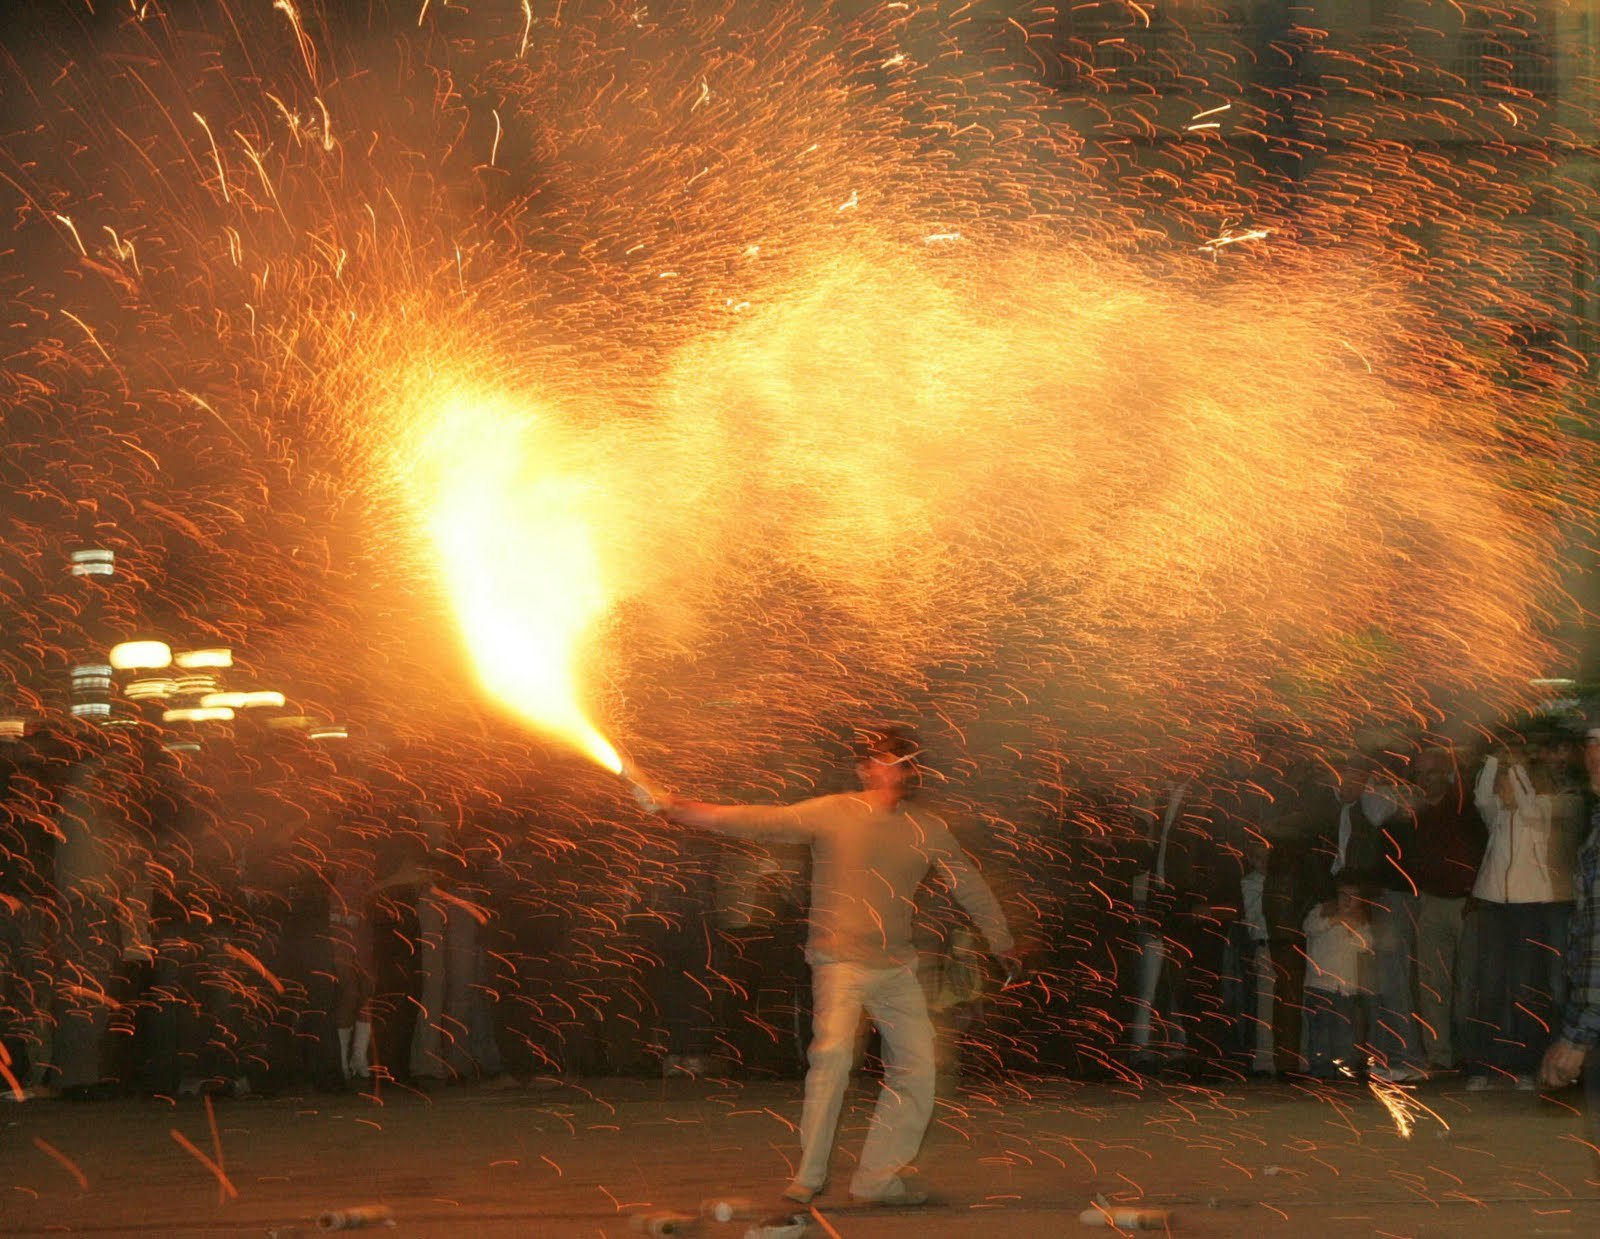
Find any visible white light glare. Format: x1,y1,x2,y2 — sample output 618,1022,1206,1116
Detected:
175,648,233,669
110,641,173,671
162,706,236,723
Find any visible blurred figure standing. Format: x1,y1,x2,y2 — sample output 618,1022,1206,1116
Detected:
1301,882,1372,1079
1221,836,1278,1075
46,731,152,1098
711,843,808,1077
1303,754,1419,1081
1407,747,1485,1075
0,732,67,1095
326,821,378,1087
1538,728,1600,1138
411,832,514,1087
1125,776,1234,1074
1468,743,1579,1090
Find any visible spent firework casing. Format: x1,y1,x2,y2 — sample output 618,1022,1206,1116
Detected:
317,1204,395,1230
1077,1205,1170,1229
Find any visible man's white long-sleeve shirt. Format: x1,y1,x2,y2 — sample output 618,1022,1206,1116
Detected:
690,792,1014,968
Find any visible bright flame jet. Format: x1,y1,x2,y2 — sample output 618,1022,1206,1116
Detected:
413,393,622,774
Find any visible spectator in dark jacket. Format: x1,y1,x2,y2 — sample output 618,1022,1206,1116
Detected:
1301,754,1421,1080
1408,747,1485,1073
1126,778,1239,1075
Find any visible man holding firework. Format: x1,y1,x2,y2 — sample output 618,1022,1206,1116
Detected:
631,727,1019,1206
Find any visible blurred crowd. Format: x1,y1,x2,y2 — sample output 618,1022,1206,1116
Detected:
0,720,1596,1100
0,725,827,1100
1103,728,1598,1089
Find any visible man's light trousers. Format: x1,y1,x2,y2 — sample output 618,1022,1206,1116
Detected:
794,960,936,1197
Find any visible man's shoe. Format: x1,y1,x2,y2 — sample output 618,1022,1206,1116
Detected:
781,1181,820,1205
747,1215,810,1239
849,1175,929,1206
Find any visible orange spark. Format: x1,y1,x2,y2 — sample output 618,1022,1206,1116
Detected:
31,1138,88,1191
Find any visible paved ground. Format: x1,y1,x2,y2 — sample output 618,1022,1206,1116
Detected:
1,1075,1597,1238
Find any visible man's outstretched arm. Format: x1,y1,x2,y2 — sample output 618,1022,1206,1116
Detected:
662,797,820,843
630,772,825,843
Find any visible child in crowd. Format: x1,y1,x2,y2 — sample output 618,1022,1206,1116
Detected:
1302,883,1373,1078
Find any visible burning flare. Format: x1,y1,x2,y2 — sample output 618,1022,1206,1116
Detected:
407,390,621,774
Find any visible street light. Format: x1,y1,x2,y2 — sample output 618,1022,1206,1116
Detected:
201,690,286,710
109,640,173,671
162,706,236,724
175,648,233,669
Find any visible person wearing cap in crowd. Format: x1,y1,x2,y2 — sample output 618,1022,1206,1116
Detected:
629,727,1020,1208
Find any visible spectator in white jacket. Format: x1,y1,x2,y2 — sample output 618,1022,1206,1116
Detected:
1466,746,1581,1090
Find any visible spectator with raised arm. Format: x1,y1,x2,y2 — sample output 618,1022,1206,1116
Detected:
1468,742,1579,1090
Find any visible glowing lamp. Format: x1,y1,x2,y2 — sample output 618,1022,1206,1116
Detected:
200,692,248,709
239,691,286,709
110,641,173,671
175,648,233,669
162,706,235,723
0,718,26,740
308,725,349,742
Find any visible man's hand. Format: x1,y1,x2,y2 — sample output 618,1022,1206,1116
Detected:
1537,1037,1590,1089
997,948,1028,988
625,766,674,815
